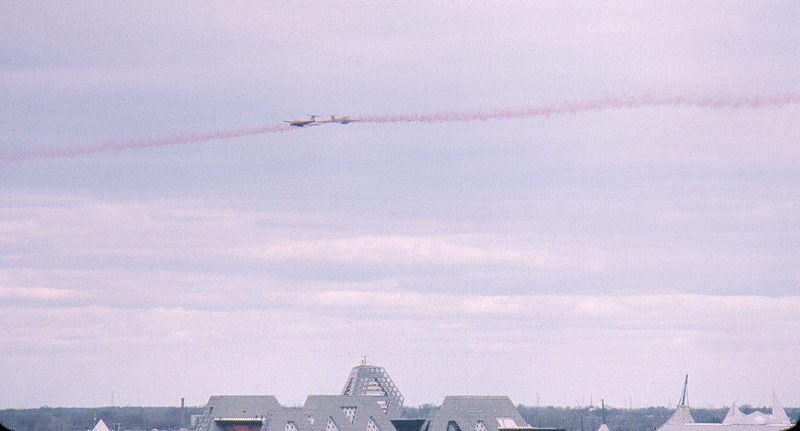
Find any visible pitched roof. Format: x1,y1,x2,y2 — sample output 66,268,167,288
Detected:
197,395,283,431
92,420,110,431
664,406,695,426
206,395,283,419
426,396,530,431
265,395,398,431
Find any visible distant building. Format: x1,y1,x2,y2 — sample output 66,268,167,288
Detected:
197,395,281,431
722,396,791,426
424,395,531,431
196,363,536,431
91,420,111,431
341,364,404,419
657,376,792,431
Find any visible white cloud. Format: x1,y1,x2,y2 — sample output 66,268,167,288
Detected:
0,286,76,300
2,293,798,407
229,234,570,269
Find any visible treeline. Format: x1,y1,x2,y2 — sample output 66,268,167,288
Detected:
0,406,204,431
1,405,796,431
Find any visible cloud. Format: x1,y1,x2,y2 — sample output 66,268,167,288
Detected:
2,292,798,407
3,0,800,410
229,234,567,268
0,286,76,300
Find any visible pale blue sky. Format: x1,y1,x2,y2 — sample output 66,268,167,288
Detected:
1,1,799,410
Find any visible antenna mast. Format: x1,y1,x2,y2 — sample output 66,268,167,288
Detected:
678,375,689,406
601,399,605,424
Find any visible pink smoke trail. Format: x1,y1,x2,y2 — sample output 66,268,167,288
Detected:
4,92,799,162
357,93,800,124
2,123,295,162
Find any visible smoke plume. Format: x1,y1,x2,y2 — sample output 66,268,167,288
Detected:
3,93,799,162
358,93,800,124
2,124,294,162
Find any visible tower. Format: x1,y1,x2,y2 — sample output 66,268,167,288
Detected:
341,363,404,418
663,375,694,425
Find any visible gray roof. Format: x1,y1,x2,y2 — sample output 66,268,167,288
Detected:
195,367,532,431
265,396,398,431
196,393,401,431
197,396,283,431
426,396,530,431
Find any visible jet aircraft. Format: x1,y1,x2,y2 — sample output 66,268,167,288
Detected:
284,115,318,127
327,115,353,124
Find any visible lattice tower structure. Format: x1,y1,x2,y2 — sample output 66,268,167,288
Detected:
341,365,404,418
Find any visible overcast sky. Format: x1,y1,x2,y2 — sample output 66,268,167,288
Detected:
2,1,799,411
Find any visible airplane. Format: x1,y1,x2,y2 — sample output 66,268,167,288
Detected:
327,115,353,124
284,115,318,127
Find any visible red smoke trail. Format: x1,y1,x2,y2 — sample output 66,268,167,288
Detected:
358,93,800,124
4,92,799,162
2,123,295,162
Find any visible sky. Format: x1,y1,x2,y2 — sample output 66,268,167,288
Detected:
1,1,799,411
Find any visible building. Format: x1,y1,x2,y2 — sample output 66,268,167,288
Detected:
196,364,535,431
423,395,531,431
197,395,281,431
341,364,404,419
657,376,791,431
90,420,111,431
722,395,790,427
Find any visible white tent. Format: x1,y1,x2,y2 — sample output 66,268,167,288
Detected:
770,391,790,425
722,394,791,426
91,419,111,431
